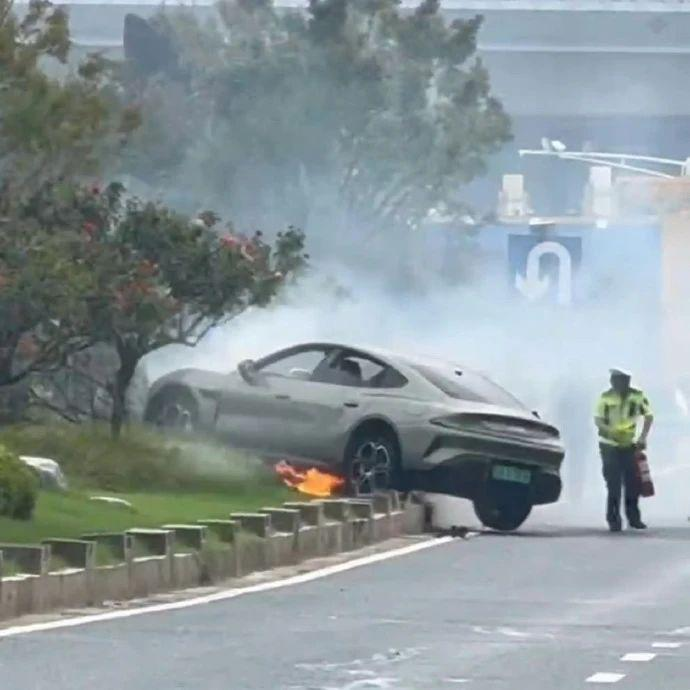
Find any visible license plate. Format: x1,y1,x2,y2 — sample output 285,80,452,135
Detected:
492,464,531,484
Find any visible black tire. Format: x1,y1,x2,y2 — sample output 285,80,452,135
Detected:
343,425,402,496
144,386,199,433
473,488,532,532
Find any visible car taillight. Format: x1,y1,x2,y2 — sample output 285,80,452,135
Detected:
431,414,560,440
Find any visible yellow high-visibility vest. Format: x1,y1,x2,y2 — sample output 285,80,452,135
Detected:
595,388,653,447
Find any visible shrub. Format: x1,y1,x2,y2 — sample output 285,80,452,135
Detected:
0,444,39,520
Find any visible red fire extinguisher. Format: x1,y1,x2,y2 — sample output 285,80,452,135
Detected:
634,450,655,498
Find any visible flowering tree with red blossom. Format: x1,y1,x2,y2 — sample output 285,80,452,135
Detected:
0,1,306,430
81,184,307,437
0,0,140,421
0,177,306,434
0,182,117,391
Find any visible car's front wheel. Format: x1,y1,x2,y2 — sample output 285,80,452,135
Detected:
343,426,401,496
145,387,199,434
473,488,532,532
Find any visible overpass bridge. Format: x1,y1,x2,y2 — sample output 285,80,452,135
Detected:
36,0,690,9
25,0,690,214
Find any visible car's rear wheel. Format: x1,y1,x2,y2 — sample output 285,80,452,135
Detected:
473,487,532,532
343,426,401,496
145,387,198,433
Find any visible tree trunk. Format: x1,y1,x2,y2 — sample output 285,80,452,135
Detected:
110,343,139,440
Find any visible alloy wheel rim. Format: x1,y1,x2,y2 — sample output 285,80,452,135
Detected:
158,402,194,432
350,440,391,495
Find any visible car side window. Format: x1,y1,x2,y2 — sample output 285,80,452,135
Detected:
259,348,330,379
312,352,407,389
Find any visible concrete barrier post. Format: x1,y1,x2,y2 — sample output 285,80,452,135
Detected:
0,544,50,575
348,500,375,546
357,493,394,540
260,508,301,567
197,519,239,544
372,492,393,515
160,526,207,588
320,499,352,523
260,508,300,534
348,500,374,520
284,501,325,527
162,525,208,551
230,512,271,538
321,500,353,551
196,520,239,579
283,501,325,559
230,513,271,575
81,533,134,564
126,529,175,596
42,539,96,570
127,528,175,557
81,534,133,602
42,539,97,609
402,495,426,534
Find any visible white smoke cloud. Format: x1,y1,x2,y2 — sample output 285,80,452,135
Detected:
134,243,690,528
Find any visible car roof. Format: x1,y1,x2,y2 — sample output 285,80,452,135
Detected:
283,341,471,374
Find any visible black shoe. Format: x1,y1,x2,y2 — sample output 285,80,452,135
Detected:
608,519,623,532
629,520,647,530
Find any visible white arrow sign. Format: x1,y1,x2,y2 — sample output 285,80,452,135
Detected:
515,240,573,305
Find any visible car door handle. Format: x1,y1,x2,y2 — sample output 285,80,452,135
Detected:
344,401,359,408
275,394,291,400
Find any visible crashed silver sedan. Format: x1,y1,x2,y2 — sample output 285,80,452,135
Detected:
144,342,565,531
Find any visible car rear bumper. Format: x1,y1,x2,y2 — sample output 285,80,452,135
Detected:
407,431,564,505
408,460,561,505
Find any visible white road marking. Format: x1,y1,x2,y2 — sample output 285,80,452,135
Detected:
667,626,690,635
621,653,656,662
652,641,682,649
0,536,455,639
586,672,626,683
471,625,554,640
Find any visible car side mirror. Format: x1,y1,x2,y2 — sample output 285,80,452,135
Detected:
238,359,261,385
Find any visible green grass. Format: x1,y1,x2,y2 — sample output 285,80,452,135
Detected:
0,422,274,493
0,486,292,545
0,422,295,547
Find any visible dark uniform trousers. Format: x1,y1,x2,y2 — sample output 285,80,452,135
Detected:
599,443,641,524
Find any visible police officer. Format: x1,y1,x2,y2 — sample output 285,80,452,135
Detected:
594,368,654,532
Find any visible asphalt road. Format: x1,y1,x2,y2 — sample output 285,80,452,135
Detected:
3,494,690,690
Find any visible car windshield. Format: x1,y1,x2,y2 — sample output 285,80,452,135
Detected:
412,364,526,410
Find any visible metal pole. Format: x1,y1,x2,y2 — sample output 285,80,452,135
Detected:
518,149,685,178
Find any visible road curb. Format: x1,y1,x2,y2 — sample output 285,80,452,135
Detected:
0,491,426,622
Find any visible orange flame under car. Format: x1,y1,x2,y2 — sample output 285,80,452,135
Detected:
275,460,345,498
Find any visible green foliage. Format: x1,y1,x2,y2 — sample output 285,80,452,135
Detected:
0,0,140,196
123,0,511,231
0,182,119,388
89,185,306,336
34,182,308,435
0,1,307,434
0,443,38,519
0,0,142,395
0,173,306,429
